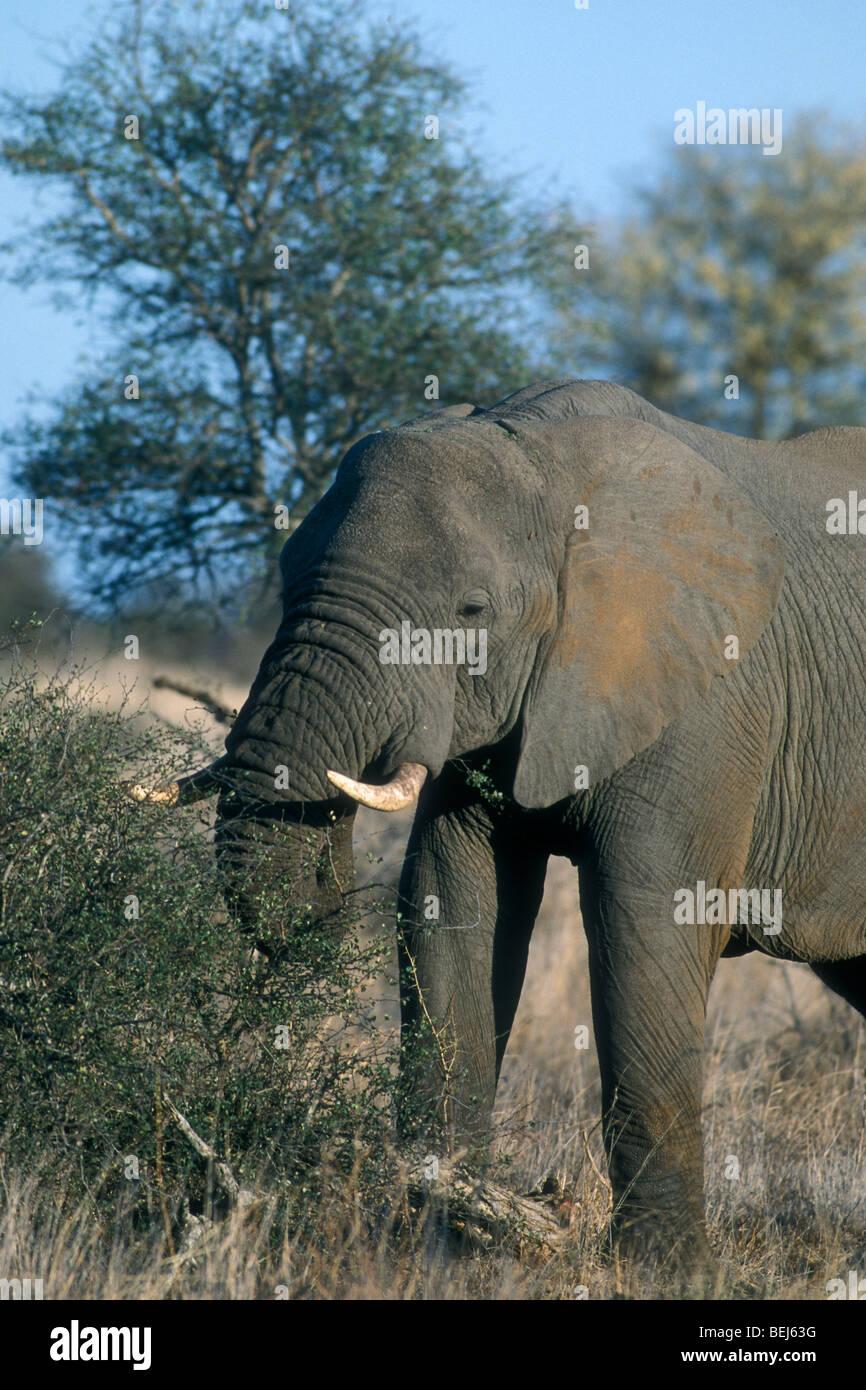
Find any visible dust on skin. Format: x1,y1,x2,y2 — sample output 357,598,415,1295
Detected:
660,499,778,633
554,454,778,706
553,541,677,700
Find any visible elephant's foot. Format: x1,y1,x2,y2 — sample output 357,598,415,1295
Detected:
608,1211,723,1299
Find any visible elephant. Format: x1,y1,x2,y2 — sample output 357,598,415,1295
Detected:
144,378,866,1276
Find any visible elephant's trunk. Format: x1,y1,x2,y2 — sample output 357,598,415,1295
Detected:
211,623,431,944
214,795,356,951
210,588,454,945
212,656,363,945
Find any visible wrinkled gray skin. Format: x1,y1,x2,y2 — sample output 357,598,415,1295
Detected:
215,379,866,1273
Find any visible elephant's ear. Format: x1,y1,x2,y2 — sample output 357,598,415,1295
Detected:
513,418,785,809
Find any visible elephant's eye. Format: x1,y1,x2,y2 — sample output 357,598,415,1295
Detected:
457,590,491,619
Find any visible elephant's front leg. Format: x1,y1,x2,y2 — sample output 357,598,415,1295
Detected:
397,770,548,1153
580,870,722,1273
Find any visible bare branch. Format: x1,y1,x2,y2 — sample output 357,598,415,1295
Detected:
152,675,235,725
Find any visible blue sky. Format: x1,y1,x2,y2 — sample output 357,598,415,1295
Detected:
1,0,864,446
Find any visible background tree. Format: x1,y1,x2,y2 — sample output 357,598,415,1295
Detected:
545,118,866,438
0,0,571,611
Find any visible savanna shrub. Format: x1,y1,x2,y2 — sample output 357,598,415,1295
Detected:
0,626,401,1235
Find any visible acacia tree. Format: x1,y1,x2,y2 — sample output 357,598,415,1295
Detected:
545,119,866,438
1,0,569,609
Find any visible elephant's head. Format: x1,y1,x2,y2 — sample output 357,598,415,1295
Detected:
167,386,784,944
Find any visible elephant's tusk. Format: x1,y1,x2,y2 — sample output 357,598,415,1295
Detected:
127,757,228,807
128,781,182,806
326,762,427,811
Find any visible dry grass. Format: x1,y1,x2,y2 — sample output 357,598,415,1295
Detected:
2,654,864,1299
3,814,864,1300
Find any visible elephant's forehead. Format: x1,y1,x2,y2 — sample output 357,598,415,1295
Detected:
346,425,505,493
333,427,534,550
